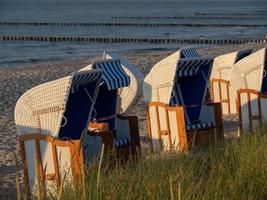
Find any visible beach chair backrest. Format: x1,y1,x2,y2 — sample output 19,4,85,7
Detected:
230,47,267,100
92,59,130,130
170,57,213,125
15,69,102,139
210,48,252,114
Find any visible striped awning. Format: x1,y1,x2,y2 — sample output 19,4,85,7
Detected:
176,58,212,77
71,69,102,92
180,48,199,58
93,59,130,90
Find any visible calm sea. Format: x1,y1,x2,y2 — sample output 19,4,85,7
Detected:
0,0,266,66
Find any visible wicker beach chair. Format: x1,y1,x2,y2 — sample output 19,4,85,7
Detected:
15,69,102,196
144,55,223,152
103,52,144,113
229,47,267,130
210,49,252,115
81,59,141,160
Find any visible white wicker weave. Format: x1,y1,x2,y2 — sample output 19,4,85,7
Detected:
229,48,266,99
143,50,181,103
229,47,267,130
211,48,253,81
15,70,101,137
210,48,252,114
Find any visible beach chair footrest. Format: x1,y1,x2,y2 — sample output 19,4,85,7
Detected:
115,138,130,147
186,122,214,131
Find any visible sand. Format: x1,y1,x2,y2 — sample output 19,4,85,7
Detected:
0,43,266,197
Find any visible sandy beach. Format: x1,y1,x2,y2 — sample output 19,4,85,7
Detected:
0,43,266,196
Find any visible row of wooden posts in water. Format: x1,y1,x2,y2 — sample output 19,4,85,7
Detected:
0,21,266,28
111,16,267,20
0,35,266,44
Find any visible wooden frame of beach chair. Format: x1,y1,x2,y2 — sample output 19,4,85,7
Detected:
146,102,223,152
18,134,83,198
229,47,267,131
237,89,265,130
210,49,252,115
210,79,231,114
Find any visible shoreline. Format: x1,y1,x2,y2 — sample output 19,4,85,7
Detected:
1,42,265,69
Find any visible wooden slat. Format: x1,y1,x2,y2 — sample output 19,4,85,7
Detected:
52,144,60,187
257,94,262,126
212,102,224,142
164,109,172,150
35,139,44,178
69,141,84,186
226,82,231,114
146,110,154,153
237,91,243,130
19,141,31,200
175,106,188,151
247,92,252,130
155,105,164,150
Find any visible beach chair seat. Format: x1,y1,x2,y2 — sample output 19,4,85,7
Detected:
145,55,223,152
210,48,252,114
229,47,267,130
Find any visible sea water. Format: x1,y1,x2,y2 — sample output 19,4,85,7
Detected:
0,0,266,66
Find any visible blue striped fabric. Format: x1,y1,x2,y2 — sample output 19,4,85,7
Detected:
170,58,213,125
180,48,199,58
177,58,212,70
176,58,212,77
186,122,214,131
93,59,130,90
71,70,101,92
170,84,191,124
115,138,129,147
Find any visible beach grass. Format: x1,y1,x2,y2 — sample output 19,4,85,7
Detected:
51,126,267,200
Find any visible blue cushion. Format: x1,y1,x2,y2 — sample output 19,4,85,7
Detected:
115,138,129,147
186,122,214,131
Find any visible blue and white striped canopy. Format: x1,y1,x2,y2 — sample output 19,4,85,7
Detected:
170,57,213,125
176,58,211,77
93,59,130,90
71,69,102,92
180,48,199,58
